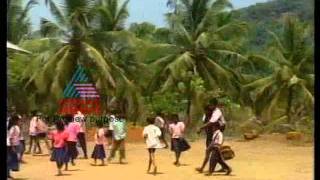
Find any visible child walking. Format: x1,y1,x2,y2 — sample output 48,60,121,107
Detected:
36,114,51,154
108,112,127,164
196,122,232,175
7,115,22,179
168,114,190,166
91,120,107,166
49,119,69,176
143,117,165,175
26,111,41,154
65,114,80,168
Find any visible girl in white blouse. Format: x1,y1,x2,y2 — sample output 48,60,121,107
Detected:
143,117,165,175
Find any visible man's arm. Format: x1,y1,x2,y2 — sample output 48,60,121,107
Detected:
197,121,213,134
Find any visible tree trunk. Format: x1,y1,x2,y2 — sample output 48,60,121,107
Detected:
286,87,293,123
185,95,192,127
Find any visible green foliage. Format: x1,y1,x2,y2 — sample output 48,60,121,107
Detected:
7,0,314,136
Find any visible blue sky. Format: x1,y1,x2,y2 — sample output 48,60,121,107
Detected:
25,0,269,30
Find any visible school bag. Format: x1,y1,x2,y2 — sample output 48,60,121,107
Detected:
220,145,235,160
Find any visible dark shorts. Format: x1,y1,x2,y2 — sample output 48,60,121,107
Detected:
148,148,156,153
37,133,47,138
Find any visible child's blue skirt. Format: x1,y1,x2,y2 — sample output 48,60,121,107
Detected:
91,144,106,159
7,146,19,171
51,147,69,163
171,138,191,152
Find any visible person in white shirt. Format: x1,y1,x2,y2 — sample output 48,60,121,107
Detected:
74,110,88,159
154,112,169,148
36,114,51,154
7,115,22,179
198,98,226,145
143,117,165,175
26,111,42,154
196,122,232,176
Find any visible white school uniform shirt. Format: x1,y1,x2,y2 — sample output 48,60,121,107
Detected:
74,113,86,132
29,116,38,136
209,108,226,125
212,129,223,145
155,116,165,128
8,125,21,146
169,122,185,138
143,124,164,149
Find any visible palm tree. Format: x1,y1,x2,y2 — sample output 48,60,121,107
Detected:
241,14,314,123
148,0,247,124
20,0,144,120
7,0,38,43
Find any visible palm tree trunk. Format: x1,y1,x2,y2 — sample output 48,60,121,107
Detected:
286,87,293,123
185,95,192,127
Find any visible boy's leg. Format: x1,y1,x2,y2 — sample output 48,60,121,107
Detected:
108,140,119,160
151,150,157,175
35,136,42,154
208,147,231,175
44,136,51,153
26,135,34,153
196,145,214,172
206,132,213,148
19,140,26,162
215,147,231,174
147,150,152,172
77,133,88,158
161,129,169,148
119,139,126,163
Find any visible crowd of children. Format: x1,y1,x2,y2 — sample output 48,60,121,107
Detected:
6,98,232,178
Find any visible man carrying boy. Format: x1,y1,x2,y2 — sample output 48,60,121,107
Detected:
196,122,232,175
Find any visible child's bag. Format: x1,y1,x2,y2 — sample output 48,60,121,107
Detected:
220,145,235,160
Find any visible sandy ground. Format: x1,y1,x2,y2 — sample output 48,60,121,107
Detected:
11,134,313,180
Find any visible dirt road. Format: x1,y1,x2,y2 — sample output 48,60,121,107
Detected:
11,134,313,180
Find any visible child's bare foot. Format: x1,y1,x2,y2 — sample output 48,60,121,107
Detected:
98,163,105,166
71,161,76,166
195,167,203,173
153,166,157,175
90,163,97,166
120,159,128,164
225,168,232,175
57,169,63,176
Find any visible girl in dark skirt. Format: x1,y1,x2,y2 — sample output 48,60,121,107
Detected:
7,115,22,179
49,120,69,176
168,114,190,166
64,114,80,168
91,120,106,166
